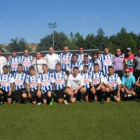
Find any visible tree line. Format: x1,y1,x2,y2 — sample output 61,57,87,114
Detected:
1,28,140,54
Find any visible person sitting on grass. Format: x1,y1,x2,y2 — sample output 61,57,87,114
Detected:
26,66,41,105
121,68,136,100
104,66,121,102
52,63,72,105
80,65,92,102
13,64,27,104
90,64,106,103
67,66,85,103
0,65,14,105
40,64,54,105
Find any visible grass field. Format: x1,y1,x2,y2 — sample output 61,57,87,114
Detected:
0,101,140,140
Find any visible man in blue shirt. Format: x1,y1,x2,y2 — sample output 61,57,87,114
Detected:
121,68,136,99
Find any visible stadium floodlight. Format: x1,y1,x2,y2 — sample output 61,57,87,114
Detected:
48,22,57,47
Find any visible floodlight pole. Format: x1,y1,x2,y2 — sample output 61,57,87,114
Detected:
48,22,57,47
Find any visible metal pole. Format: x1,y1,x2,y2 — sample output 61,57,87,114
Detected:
53,30,54,47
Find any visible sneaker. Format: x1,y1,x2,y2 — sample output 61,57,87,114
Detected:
49,98,53,106
137,100,140,103
100,99,105,104
89,99,94,103
37,102,41,105
0,102,3,105
64,100,68,105
80,99,85,103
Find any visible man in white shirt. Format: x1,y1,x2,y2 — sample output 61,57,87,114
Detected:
32,51,47,74
0,49,7,74
44,46,60,73
67,66,85,103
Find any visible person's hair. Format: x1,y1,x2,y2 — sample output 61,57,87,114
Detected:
24,49,29,52
55,63,61,67
116,48,122,51
0,48,2,51
79,46,84,49
103,46,109,49
108,66,114,69
63,46,69,49
42,64,47,67
3,65,8,69
49,46,54,49
92,52,98,56
12,49,17,52
84,54,88,58
18,63,23,67
36,51,41,54
29,66,35,71
94,63,99,67
72,54,77,58
83,65,88,69
73,66,79,70
137,47,140,50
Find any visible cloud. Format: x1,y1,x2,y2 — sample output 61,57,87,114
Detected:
82,15,102,20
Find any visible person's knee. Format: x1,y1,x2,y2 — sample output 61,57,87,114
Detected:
105,88,110,92
80,88,86,94
47,91,52,97
114,96,120,102
58,99,63,104
70,98,76,103
22,93,27,98
101,85,106,92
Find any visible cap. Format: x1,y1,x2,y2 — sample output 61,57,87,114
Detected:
126,48,131,51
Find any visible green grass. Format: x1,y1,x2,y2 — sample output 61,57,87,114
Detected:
0,101,140,140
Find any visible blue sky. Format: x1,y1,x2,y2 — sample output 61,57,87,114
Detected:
0,0,140,43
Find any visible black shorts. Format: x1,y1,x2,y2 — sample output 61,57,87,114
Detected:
55,88,66,99
14,88,26,102
0,88,12,99
30,90,37,101
111,89,118,97
41,91,52,99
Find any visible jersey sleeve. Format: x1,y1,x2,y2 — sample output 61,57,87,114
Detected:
26,76,29,85
80,75,84,86
121,76,125,85
51,74,55,84
117,77,122,85
10,76,15,84
67,76,71,87
37,76,41,84
103,76,107,84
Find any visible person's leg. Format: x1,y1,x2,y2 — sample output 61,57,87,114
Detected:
90,87,96,102
113,89,120,102
31,91,37,104
36,90,42,104
42,93,47,105
7,94,12,105
47,91,53,105
79,87,86,102
100,85,106,103
105,88,111,102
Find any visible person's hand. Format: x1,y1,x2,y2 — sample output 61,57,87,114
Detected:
74,89,78,95
37,90,41,96
96,86,100,91
8,92,11,96
8,55,12,60
28,93,31,98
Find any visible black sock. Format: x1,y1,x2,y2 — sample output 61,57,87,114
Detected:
100,91,106,101
47,96,52,104
0,94,4,103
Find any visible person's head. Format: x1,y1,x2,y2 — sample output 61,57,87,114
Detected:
42,64,48,73
83,65,88,73
79,46,84,54
124,68,130,77
104,46,109,54
55,63,61,72
36,51,42,59
73,67,79,76
29,66,35,75
84,55,89,63
92,52,98,60
108,66,114,75
63,46,69,54
49,46,54,55
126,48,132,56
24,49,29,57
12,50,17,57
17,64,23,73
0,48,2,56
3,65,8,74
116,48,122,56
138,47,140,56
94,63,99,72
71,54,78,63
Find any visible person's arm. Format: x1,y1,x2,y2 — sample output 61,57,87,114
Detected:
135,81,140,87
8,83,14,96
26,84,31,98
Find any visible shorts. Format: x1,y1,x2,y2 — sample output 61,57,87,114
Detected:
111,89,118,97
14,88,26,102
30,90,37,101
0,88,12,99
41,90,52,99
55,87,66,99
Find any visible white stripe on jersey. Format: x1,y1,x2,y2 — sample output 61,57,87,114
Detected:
100,53,113,75
52,71,67,90
90,58,102,71
81,61,93,72
59,52,72,70
91,71,104,86
26,74,41,91
21,55,33,71
13,72,27,90
9,56,22,72
77,53,91,63
67,61,83,72
40,72,54,94
80,72,92,89
0,73,14,93
104,73,121,90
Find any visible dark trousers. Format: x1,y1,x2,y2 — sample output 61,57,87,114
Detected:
115,70,124,79
134,70,140,80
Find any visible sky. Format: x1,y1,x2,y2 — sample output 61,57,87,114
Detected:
0,0,140,43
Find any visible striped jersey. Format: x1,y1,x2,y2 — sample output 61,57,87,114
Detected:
21,55,33,72
59,52,72,70
40,72,54,94
90,58,102,71
77,53,91,63
81,61,93,72
8,56,22,72
80,72,92,89
26,73,41,91
0,73,14,93
13,72,27,90
100,53,113,75
103,73,121,90
52,71,67,90
67,61,83,73
91,71,104,86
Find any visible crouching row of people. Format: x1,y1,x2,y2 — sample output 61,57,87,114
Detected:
0,63,140,105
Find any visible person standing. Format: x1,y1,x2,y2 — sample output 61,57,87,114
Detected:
112,49,124,79
32,51,47,74
0,48,7,74
44,46,60,73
